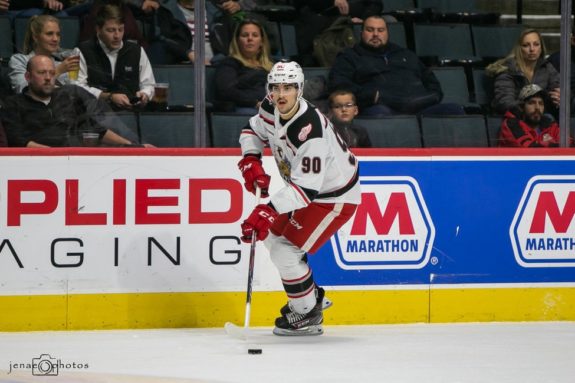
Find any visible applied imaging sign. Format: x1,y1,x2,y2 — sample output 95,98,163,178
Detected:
511,175,575,267
331,176,435,270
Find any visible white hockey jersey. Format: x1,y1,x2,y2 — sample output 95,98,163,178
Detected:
239,96,361,214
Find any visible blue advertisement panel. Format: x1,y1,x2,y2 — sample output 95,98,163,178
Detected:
312,156,575,286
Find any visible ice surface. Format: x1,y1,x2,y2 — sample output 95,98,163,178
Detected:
1,322,574,383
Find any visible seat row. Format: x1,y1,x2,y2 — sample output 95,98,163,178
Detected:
116,112,507,148
211,113,510,148
0,12,522,69
154,64,496,114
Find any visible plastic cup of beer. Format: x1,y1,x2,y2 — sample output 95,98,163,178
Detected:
62,48,80,82
152,83,169,110
82,132,100,147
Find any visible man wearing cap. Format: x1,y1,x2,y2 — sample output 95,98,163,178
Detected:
498,84,573,147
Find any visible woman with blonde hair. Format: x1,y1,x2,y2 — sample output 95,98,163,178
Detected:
214,18,274,114
486,28,560,115
8,15,79,93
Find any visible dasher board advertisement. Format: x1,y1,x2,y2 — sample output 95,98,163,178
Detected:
0,152,574,297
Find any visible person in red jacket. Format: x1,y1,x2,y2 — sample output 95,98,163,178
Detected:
498,84,573,147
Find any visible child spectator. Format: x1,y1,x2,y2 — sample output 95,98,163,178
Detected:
328,89,371,148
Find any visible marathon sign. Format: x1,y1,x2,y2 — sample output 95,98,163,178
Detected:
510,176,575,268
331,176,435,270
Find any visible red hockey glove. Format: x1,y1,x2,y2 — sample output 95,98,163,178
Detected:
238,155,270,198
241,204,278,243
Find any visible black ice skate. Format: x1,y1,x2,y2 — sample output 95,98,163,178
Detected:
273,298,323,336
279,286,333,316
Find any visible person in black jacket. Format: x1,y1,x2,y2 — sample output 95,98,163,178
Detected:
1,55,149,147
6,0,69,17
77,4,156,109
293,0,382,66
214,18,274,113
329,15,464,116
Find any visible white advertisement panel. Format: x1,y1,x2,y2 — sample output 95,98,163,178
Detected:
0,156,282,295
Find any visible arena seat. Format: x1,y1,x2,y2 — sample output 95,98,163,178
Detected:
0,16,14,61
210,112,251,147
471,24,523,65
355,115,422,147
139,112,195,147
420,115,488,147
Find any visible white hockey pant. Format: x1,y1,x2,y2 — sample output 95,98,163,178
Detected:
265,233,316,315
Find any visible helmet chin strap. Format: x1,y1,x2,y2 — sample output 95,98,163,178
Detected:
269,86,303,119
280,97,301,119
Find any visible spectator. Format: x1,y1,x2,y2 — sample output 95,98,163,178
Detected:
63,0,93,17
327,89,371,148
486,28,560,116
1,55,150,147
0,68,13,101
77,4,155,109
329,15,464,116
143,0,215,65
0,0,8,12
7,0,69,18
548,31,575,113
8,15,80,93
79,0,148,48
214,18,274,113
293,0,382,66
498,84,573,147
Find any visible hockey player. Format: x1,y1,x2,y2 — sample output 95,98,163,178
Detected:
238,61,361,336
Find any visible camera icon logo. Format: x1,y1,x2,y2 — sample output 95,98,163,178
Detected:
32,354,59,376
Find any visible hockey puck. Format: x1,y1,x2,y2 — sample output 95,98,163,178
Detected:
248,348,262,355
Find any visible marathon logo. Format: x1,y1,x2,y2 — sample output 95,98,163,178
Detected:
510,176,575,267
331,176,435,270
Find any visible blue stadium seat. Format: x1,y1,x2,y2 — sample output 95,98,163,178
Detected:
417,0,500,24
383,0,415,11
486,115,503,147
0,16,14,60
354,115,422,147
421,115,488,147
152,65,215,110
278,22,298,59
210,112,251,147
431,66,481,112
139,112,195,147
471,24,523,64
102,111,141,142
413,23,480,66
471,68,493,110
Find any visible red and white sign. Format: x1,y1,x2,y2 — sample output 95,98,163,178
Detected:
331,176,435,270
511,175,575,267
0,156,283,294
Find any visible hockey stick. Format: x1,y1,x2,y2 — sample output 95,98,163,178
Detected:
224,186,261,340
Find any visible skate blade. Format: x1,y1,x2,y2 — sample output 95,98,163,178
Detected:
273,325,323,336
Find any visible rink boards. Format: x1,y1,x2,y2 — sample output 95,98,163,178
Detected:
0,148,574,331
